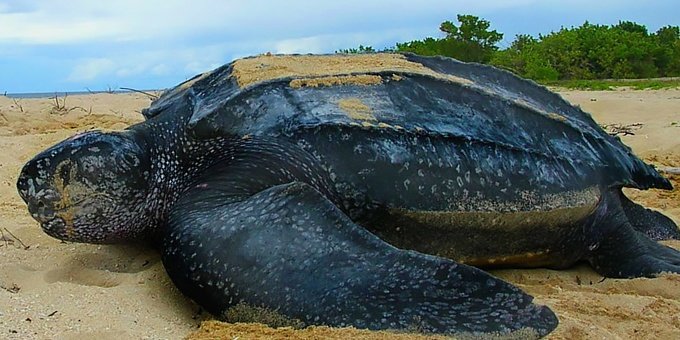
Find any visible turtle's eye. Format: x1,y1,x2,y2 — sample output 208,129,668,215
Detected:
122,153,140,167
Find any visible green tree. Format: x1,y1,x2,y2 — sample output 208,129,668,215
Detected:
491,34,559,80
338,17,680,81
656,25,680,45
615,21,649,35
653,26,680,75
503,21,664,80
440,15,503,50
396,15,503,63
395,38,444,56
510,34,538,52
336,45,376,54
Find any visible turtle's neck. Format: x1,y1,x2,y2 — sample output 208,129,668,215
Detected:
126,110,234,239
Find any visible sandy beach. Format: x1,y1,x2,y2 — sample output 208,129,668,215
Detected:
0,89,678,339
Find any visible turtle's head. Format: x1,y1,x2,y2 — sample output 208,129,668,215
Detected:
17,130,152,243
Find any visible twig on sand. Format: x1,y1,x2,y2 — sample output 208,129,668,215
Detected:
600,122,644,136
50,93,78,115
0,282,20,293
120,87,160,101
658,167,680,175
49,94,91,115
2,227,29,249
0,228,9,247
12,98,23,113
70,105,93,115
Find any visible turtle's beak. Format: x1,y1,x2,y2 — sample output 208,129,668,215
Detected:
17,167,61,224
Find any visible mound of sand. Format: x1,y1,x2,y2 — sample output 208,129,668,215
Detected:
0,89,678,339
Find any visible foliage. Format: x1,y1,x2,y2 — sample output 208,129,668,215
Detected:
395,15,503,63
491,21,680,80
338,16,680,82
336,45,376,54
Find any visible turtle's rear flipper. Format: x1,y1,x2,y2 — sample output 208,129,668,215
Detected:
617,190,680,240
588,192,680,277
164,181,557,337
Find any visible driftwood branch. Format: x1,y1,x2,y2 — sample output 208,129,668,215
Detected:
1,228,29,249
12,98,24,112
120,87,159,100
658,167,680,175
600,122,644,136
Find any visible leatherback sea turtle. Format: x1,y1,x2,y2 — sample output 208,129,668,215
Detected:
16,53,680,338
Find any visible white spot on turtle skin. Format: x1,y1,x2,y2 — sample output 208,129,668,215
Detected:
27,178,36,196
88,147,100,152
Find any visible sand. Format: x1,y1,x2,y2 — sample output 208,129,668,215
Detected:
0,88,678,339
231,54,472,88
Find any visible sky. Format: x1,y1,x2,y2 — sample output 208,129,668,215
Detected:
1,0,678,93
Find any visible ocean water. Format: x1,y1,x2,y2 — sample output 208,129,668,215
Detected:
3,90,160,99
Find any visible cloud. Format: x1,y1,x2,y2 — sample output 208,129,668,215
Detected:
151,64,170,76
0,0,657,47
63,43,243,85
272,27,440,54
274,36,326,54
0,0,543,45
67,58,115,81
60,25,439,86
184,61,221,75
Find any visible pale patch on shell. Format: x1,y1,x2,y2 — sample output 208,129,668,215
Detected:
289,75,382,89
231,53,473,88
337,98,376,122
514,98,569,123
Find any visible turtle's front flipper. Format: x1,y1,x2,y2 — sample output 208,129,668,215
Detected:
617,190,680,240
164,181,557,337
588,192,680,277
